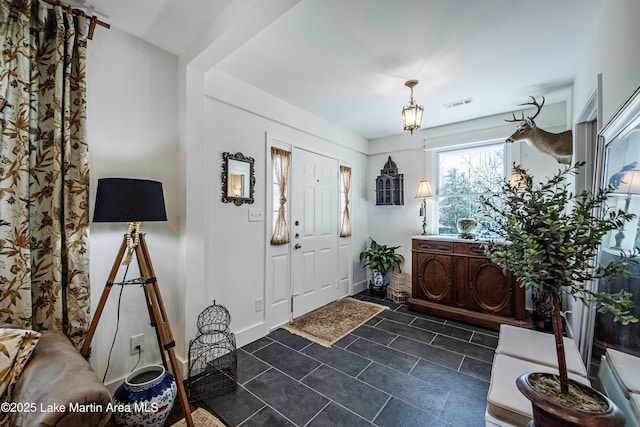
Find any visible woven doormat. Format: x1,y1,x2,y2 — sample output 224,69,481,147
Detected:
170,407,226,427
282,297,387,347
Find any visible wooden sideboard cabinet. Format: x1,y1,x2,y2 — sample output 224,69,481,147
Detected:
408,237,527,330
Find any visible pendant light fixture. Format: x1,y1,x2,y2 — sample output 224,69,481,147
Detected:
402,79,424,134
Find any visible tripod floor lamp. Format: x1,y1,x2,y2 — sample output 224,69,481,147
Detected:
81,178,194,427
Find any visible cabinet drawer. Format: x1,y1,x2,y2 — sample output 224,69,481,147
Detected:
468,244,487,257
454,243,468,254
452,242,486,256
412,240,453,253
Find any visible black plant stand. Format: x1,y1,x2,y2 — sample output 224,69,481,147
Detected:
368,282,388,297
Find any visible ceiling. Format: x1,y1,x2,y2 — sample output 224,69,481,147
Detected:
75,0,603,140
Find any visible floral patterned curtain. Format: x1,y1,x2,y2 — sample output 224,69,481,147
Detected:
0,0,91,348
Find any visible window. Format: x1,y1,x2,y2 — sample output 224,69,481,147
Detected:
435,141,506,236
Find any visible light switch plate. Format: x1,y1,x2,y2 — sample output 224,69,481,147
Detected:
248,208,263,222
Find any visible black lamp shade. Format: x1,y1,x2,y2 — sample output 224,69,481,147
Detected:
93,178,167,223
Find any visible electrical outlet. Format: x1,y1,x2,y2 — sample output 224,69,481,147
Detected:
130,333,144,355
248,208,263,222
255,298,264,312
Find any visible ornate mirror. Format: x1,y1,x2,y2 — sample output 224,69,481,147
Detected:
222,152,255,206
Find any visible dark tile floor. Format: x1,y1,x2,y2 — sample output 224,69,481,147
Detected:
196,292,498,426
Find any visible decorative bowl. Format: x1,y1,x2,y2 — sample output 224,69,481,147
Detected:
456,218,478,239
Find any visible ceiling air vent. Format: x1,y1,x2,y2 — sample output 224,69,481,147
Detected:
443,98,473,109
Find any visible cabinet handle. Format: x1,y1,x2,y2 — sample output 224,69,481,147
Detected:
469,281,472,288
295,244,302,249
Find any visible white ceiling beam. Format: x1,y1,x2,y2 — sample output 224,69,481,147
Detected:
184,0,301,71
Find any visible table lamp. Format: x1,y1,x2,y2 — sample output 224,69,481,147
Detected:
415,179,433,235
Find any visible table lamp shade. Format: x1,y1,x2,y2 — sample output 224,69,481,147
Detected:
93,178,167,223
415,180,433,198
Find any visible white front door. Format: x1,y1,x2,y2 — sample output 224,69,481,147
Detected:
291,148,338,318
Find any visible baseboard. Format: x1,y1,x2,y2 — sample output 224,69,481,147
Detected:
352,280,367,294
235,321,269,348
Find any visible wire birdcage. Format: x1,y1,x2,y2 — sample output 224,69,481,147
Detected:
196,302,231,334
185,301,237,402
388,273,410,303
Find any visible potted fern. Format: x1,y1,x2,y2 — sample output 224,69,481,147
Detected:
359,238,404,294
479,162,638,427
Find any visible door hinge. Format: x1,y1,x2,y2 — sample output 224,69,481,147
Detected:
290,293,299,314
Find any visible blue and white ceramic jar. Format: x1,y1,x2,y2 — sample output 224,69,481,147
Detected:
371,269,385,286
112,365,177,426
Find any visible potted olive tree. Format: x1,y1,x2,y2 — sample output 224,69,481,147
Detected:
359,238,404,295
480,162,638,427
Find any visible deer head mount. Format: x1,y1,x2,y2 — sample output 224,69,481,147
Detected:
505,96,573,164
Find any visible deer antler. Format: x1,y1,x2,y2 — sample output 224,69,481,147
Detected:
518,96,545,121
505,111,525,123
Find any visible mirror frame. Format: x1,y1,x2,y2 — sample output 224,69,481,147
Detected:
221,152,255,206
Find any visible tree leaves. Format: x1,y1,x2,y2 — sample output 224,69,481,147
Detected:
479,162,639,324
359,238,405,276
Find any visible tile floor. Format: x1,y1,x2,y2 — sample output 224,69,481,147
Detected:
198,292,498,426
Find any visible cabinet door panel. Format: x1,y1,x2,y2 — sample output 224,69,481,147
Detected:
410,238,526,329
452,256,467,308
415,254,452,304
468,258,512,315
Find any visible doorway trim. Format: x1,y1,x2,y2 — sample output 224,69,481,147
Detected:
265,133,352,330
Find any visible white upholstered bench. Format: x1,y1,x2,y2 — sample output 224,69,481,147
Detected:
598,348,640,427
486,325,589,427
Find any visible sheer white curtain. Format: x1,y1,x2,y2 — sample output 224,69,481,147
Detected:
340,165,352,237
270,147,291,245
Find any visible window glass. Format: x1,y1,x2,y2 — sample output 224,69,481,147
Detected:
436,142,505,236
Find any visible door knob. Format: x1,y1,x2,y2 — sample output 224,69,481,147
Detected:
294,244,302,249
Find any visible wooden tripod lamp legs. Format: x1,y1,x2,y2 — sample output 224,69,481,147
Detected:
81,233,194,427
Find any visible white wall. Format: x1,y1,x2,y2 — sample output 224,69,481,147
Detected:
87,27,180,388
366,148,425,270
182,69,369,347
573,0,640,129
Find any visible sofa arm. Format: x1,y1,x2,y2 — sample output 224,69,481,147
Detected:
11,331,112,427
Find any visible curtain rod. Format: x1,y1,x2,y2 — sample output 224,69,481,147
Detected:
39,0,110,39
